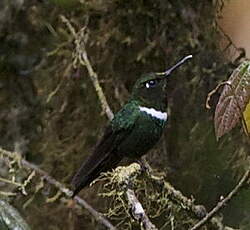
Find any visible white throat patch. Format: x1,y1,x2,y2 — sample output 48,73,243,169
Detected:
139,106,167,121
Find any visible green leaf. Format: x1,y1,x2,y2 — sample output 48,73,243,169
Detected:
214,61,250,139
0,200,31,230
243,101,250,134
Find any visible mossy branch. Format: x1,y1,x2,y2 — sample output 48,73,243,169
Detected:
100,163,157,230
60,15,156,229
190,169,250,230
103,162,243,230
59,14,247,230
144,161,245,230
60,15,114,120
0,147,116,230
126,188,157,230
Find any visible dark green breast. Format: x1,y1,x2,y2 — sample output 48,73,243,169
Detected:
111,101,166,159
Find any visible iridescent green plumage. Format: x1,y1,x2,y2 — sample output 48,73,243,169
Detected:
112,100,166,159
72,55,192,197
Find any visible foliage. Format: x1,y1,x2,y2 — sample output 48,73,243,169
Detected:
0,200,31,230
213,61,250,139
243,102,250,134
99,165,198,230
0,0,249,229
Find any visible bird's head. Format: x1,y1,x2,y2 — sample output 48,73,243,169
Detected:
131,55,192,110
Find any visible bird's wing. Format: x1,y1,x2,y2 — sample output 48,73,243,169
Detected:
71,102,139,196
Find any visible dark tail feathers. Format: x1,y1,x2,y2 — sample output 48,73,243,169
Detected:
71,152,122,197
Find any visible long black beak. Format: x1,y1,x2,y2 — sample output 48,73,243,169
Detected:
165,54,192,76
157,54,192,76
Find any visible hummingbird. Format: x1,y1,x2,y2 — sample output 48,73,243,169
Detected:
71,55,192,197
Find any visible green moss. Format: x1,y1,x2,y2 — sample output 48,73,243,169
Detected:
0,0,249,229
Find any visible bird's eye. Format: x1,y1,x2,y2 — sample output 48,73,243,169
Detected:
145,80,157,88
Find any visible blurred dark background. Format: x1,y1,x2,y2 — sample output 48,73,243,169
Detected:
0,0,249,229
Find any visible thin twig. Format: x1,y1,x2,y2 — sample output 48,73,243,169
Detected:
61,15,114,120
101,163,158,229
0,147,116,230
60,15,157,229
127,188,157,230
190,169,250,230
79,50,114,120
60,14,245,230
205,81,230,109
0,177,22,187
107,161,238,230
146,171,207,219
142,161,238,230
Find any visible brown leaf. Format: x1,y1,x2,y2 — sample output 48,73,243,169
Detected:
214,61,250,140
